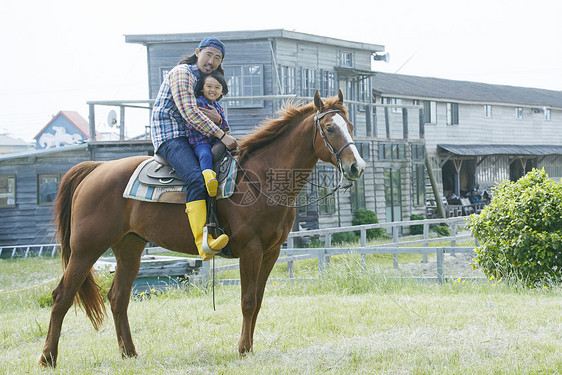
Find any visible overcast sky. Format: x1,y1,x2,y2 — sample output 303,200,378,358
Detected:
1,0,561,141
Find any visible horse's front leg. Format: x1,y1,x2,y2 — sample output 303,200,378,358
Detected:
237,245,263,355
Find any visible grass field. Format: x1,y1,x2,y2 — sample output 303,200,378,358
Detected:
1,256,561,374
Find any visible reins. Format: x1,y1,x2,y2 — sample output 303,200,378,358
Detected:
233,109,353,208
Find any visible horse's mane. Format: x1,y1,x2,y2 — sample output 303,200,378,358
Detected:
237,96,347,163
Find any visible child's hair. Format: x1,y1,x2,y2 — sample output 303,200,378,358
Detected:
195,70,229,100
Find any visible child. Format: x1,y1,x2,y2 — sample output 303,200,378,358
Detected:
188,70,230,197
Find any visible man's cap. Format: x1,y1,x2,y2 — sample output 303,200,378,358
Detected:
198,37,225,57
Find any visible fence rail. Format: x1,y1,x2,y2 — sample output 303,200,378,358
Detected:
3,217,477,283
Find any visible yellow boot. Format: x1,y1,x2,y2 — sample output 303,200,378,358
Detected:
202,169,218,197
185,200,229,261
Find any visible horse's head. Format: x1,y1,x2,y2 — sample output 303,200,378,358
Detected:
312,90,366,181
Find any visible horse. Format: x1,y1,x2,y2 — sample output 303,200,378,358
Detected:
39,90,366,367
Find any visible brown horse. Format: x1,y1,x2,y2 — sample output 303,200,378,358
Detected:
39,90,366,367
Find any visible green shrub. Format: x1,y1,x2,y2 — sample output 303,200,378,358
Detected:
332,231,359,244
467,169,562,286
432,224,450,237
409,214,424,235
352,209,386,240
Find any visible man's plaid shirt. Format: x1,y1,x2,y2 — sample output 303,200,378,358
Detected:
186,96,229,146
150,64,221,152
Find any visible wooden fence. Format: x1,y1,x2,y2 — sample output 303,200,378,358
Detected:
200,216,477,284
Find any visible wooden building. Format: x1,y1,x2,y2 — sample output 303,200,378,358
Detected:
371,72,562,202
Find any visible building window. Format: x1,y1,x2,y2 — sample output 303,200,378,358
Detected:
302,68,317,98
321,71,337,97
280,66,296,95
384,168,402,222
338,51,353,67
446,103,459,125
411,143,425,160
545,108,551,121
423,101,437,124
358,77,371,110
484,105,492,118
350,176,366,212
316,165,336,215
0,175,16,207
385,98,402,113
515,107,523,120
356,141,371,160
38,173,61,205
412,164,425,206
224,65,264,108
379,142,406,161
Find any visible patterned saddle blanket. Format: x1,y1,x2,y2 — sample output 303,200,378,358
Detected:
123,146,237,204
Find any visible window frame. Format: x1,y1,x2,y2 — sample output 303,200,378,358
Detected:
279,65,296,95
423,101,437,124
350,175,366,212
301,68,317,98
515,107,524,120
484,104,493,118
545,108,551,121
37,173,62,206
446,102,459,125
224,64,264,108
338,51,354,68
0,174,16,208
316,165,336,215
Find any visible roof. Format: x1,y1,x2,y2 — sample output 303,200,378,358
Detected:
438,144,562,156
0,134,29,147
125,29,385,53
0,143,89,161
33,111,90,140
373,72,562,109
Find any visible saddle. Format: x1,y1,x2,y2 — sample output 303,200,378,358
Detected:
123,143,237,204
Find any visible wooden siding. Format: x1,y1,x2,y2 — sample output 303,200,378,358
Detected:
0,143,153,246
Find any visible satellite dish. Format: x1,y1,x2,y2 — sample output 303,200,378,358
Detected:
107,110,117,127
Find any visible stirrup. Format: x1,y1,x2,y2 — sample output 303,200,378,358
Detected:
202,226,222,255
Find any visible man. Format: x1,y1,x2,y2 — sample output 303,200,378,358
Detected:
150,37,237,261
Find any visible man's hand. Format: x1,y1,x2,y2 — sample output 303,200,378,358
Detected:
199,107,221,124
220,134,238,150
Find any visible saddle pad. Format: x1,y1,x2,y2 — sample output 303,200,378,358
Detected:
123,158,237,204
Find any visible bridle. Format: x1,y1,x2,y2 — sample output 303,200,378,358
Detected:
313,109,356,174
233,108,354,208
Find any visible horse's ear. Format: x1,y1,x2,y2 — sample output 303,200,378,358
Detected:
337,89,344,104
314,90,324,111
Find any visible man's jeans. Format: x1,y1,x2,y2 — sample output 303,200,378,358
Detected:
157,137,205,202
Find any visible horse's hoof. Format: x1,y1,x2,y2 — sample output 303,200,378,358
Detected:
38,353,56,368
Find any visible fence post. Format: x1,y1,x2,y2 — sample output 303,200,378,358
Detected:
317,248,327,276
436,247,444,284
392,225,399,268
324,233,331,266
287,260,294,279
287,237,294,249
360,229,367,266
422,223,429,263
450,222,457,248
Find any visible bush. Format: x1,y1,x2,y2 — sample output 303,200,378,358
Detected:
409,214,424,235
432,224,450,237
467,169,562,286
332,231,359,244
352,209,386,240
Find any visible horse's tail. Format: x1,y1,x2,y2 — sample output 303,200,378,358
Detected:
54,161,106,330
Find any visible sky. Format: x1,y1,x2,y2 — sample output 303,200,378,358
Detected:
1,0,561,141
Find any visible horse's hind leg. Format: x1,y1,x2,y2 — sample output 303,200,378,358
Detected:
107,234,146,358
39,252,104,367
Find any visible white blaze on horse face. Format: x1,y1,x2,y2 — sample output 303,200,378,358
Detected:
332,114,366,169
